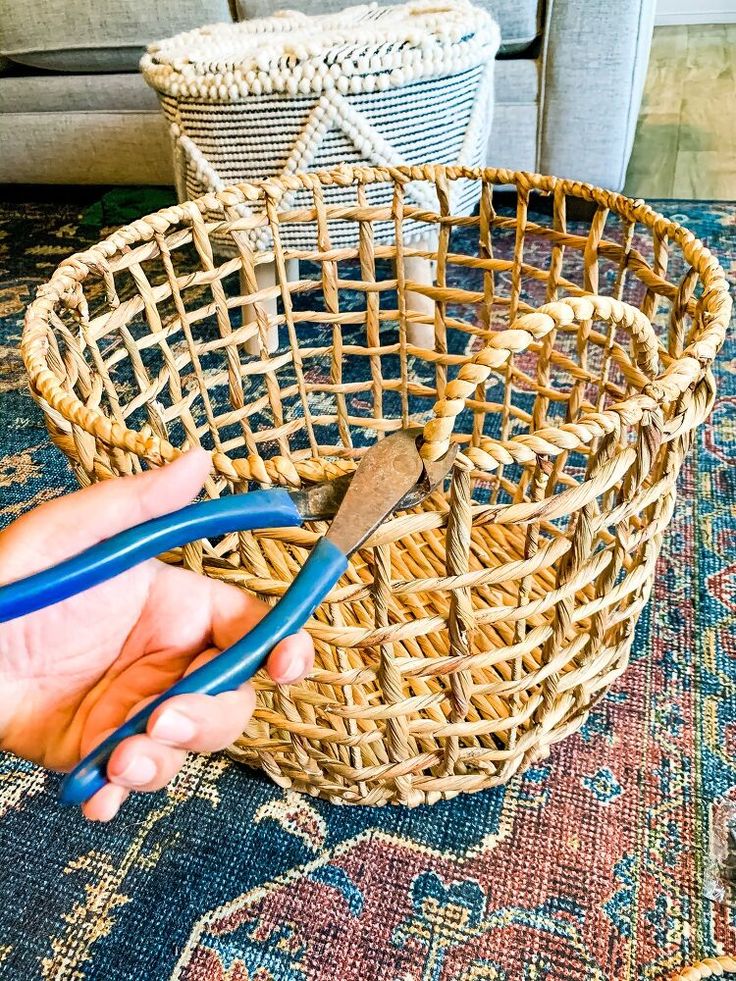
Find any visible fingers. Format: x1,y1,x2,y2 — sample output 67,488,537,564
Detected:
137,564,316,689
107,734,188,793
147,687,256,753
77,631,311,822
206,574,315,683
83,784,130,823
72,499,316,824
266,631,314,685
80,683,257,819
0,448,212,577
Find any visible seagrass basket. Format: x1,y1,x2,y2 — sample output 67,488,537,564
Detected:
22,165,731,807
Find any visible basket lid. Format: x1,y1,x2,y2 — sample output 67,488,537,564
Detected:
140,0,499,100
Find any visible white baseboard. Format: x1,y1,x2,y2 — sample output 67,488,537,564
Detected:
656,0,736,24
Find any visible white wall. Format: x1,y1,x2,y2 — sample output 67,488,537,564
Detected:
656,0,736,24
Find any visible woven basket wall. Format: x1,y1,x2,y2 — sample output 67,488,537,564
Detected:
22,166,731,806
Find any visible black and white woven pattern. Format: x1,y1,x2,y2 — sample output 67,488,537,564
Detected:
142,0,500,251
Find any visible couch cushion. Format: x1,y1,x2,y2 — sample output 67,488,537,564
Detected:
467,0,542,53
0,57,540,182
0,73,161,114
234,0,542,55
495,56,538,104
0,0,233,73
0,56,539,115
0,111,173,183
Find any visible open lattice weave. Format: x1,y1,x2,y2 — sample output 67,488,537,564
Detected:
22,166,731,807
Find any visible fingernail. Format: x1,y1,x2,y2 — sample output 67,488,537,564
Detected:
150,709,197,745
115,756,157,787
279,654,307,685
90,787,126,822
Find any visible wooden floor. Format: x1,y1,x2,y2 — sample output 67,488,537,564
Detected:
624,24,736,199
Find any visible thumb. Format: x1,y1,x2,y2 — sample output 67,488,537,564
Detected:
0,449,212,578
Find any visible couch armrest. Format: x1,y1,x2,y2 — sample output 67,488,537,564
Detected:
538,0,656,191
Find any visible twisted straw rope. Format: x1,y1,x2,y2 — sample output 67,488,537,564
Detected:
672,956,736,980
421,294,672,466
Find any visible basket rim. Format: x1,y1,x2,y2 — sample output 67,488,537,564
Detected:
22,164,733,491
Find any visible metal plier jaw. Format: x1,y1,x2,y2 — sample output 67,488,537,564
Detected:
325,428,458,555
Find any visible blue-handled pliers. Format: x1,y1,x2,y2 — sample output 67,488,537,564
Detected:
0,428,456,807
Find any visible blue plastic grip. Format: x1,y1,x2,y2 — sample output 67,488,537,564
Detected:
59,536,348,806
0,489,302,623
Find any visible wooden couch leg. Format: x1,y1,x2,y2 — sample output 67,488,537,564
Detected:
402,238,436,349
242,261,279,355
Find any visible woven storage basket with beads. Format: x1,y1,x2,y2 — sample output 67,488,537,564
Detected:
23,165,731,807
140,0,499,255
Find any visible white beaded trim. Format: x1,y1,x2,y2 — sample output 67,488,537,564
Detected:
145,0,499,253
141,0,499,101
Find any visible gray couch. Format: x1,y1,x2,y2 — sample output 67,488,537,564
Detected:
0,0,655,190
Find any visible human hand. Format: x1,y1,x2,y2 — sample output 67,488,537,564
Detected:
0,450,313,821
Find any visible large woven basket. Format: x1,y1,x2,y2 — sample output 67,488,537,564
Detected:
23,166,731,807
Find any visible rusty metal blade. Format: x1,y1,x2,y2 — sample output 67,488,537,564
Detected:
288,429,458,550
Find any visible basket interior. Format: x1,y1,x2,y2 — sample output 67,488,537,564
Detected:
51,177,688,496
34,170,717,801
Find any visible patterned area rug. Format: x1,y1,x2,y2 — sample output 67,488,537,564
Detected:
0,190,735,981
